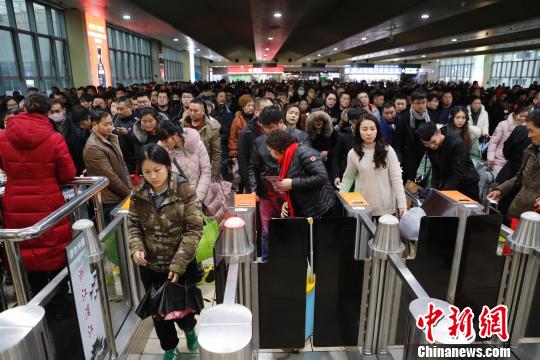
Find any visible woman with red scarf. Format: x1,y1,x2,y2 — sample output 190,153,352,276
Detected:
267,130,337,218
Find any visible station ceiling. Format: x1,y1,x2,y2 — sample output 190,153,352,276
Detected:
62,0,540,64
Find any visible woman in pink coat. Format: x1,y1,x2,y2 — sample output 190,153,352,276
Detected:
157,121,211,203
487,105,529,175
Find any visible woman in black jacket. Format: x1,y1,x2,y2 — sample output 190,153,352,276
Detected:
267,130,336,218
495,124,531,184
305,111,339,178
128,108,161,172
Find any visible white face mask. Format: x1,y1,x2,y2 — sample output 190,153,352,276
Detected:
49,112,66,123
298,89,305,96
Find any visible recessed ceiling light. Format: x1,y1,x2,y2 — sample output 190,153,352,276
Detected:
173,38,179,42
306,58,310,60
122,14,131,20
361,37,367,41
528,50,534,53
333,47,338,51
317,54,322,57
274,12,282,18
400,48,405,51
268,37,274,40
265,48,270,51
451,38,457,42
196,48,200,51
465,49,470,52
436,59,440,61
421,14,429,19
422,55,426,58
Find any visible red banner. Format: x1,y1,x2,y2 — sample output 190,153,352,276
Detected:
227,65,285,74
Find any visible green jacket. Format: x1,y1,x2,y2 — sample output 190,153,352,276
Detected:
128,173,203,274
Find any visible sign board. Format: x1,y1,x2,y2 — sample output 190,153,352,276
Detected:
234,193,256,208
66,234,107,360
440,190,477,205
339,192,370,207
85,13,111,87
227,65,285,74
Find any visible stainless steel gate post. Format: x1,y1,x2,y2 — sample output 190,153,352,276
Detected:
499,212,540,348
363,214,405,355
200,217,253,360
72,219,118,360
0,305,55,359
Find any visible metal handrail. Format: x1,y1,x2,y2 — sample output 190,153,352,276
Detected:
0,177,109,242
0,176,109,305
388,253,429,300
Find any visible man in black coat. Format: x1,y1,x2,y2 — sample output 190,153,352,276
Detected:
416,122,480,200
394,90,438,182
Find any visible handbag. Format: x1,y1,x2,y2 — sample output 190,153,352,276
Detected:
130,163,143,188
195,214,219,262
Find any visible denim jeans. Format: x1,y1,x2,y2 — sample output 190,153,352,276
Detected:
259,197,283,262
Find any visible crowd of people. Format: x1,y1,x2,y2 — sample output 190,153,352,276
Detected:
1,78,540,358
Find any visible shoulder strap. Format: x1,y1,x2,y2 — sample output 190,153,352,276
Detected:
172,157,188,180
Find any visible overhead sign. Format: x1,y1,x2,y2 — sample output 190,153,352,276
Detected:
85,13,111,87
67,234,108,360
227,65,285,74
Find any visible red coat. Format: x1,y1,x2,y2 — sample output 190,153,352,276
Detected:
0,112,76,272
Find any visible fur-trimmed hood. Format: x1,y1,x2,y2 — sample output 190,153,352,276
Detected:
305,111,334,139
180,127,202,155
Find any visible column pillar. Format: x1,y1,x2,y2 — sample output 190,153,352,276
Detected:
482,54,494,87
64,9,91,87
150,39,162,82
182,50,195,82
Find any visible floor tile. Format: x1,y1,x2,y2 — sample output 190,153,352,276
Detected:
143,338,163,354
125,354,141,360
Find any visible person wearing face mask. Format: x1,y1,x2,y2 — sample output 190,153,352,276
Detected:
340,113,407,218
156,121,211,203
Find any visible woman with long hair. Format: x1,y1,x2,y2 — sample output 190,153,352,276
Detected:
128,143,203,359
341,113,407,217
446,106,482,166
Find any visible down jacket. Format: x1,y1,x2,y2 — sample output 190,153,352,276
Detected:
159,127,211,203
128,173,203,275
284,145,336,217
0,112,76,272
488,113,521,175
181,116,222,177
467,104,490,138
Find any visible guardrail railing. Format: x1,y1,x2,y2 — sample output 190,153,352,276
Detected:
0,176,109,304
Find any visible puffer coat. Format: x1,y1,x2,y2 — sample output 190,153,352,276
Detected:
159,127,211,203
488,113,520,175
128,174,203,275
0,112,76,271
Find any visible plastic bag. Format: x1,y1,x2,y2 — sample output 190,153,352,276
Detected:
399,207,426,241
195,214,219,262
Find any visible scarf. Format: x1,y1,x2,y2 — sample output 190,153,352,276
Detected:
279,142,299,217
409,107,431,129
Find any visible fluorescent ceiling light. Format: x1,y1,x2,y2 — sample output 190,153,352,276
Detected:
421,14,429,19
274,12,282,18
122,15,131,20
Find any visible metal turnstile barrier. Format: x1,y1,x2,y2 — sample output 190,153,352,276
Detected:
0,305,54,359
